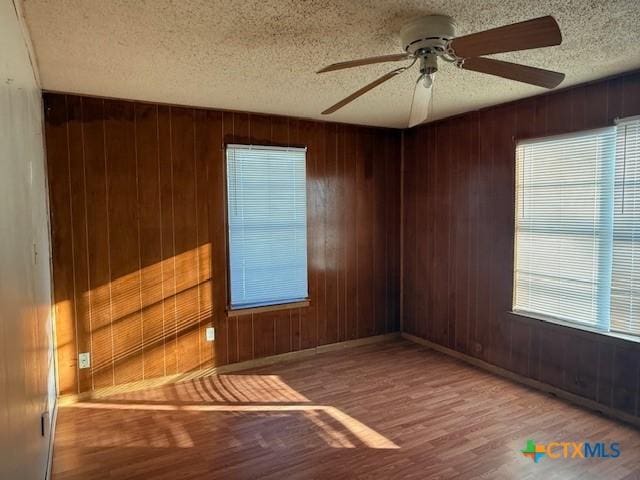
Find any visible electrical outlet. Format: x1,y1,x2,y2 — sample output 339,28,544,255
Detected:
78,352,91,369
205,327,215,342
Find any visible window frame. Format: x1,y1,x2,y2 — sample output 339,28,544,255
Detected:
223,142,310,315
511,122,640,344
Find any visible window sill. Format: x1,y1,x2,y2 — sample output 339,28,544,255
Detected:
508,310,640,345
227,299,310,317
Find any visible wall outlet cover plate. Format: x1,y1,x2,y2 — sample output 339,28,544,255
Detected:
206,327,215,342
78,352,90,369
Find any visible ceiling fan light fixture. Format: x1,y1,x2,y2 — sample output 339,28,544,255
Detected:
316,15,564,118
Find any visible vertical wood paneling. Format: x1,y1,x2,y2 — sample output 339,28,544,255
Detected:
391,132,401,333
104,99,142,385
424,126,436,342
564,335,599,401
466,115,477,352
325,124,339,345
584,82,608,129
83,97,114,389
344,125,358,340
623,74,640,116
474,109,493,361
401,128,416,336
46,93,401,394
236,313,253,362
194,109,214,367
613,347,639,415
445,120,458,351
493,105,516,369
171,107,200,372
597,342,615,407
158,105,177,376
452,118,469,352
315,123,328,345
373,131,387,336
435,122,451,346
298,120,318,350
134,103,165,378
208,109,228,366
357,129,375,339
402,70,640,419
66,96,93,394
44,94,77,395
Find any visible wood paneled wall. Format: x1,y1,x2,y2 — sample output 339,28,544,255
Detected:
402,70,640,418
45,93,401,395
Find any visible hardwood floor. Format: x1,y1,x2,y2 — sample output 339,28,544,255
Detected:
52,339,640,479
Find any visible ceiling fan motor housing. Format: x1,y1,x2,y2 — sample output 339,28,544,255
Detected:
400,15,457,56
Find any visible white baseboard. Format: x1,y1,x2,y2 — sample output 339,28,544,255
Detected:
401,332,640,429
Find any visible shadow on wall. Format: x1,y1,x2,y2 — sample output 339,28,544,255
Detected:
45,92,225,395
55,245,214,393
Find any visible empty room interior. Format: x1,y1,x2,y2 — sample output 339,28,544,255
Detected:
3,0,640,478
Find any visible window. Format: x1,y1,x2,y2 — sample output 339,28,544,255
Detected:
226,144,308,310
611,119,640,335
513,118,640,338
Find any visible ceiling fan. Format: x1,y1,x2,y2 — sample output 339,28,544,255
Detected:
317,15,565,127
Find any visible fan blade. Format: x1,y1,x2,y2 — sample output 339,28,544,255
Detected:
322,68,406,115
317,53,412,73
460,57,564,89
408,75,432,127
450,16,562,58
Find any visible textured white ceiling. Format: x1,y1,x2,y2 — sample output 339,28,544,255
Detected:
21,0,640,128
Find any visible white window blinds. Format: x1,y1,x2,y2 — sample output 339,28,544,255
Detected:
611,119,640,335
514,128,616,330
226,144,308,309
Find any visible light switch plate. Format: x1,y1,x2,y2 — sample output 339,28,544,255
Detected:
78,352,91,369
205,327,215,342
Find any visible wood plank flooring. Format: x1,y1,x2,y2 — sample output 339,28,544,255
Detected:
52,339,640,479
